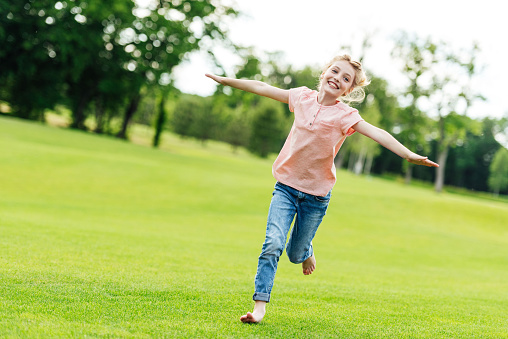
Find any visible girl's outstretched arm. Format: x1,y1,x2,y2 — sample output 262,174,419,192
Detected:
205,74,289,104
352,121,439,167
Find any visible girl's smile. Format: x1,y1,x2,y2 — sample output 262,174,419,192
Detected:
327,81,339,89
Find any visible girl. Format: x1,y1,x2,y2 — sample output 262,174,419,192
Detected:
205,54,438,324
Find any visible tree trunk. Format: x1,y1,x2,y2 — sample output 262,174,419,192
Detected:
335,149,346,170
37,109,45,122
117,93,141,139
364,154,374,176
404,163,413,185
70,93,90,130
434,145,449,193
493,187,499,197
348,152,356,172
434,115,447,193
353,148,366,175
104,111,113,134
95,98,105,134
152,96,166,148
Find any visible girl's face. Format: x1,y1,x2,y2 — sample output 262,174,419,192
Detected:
320,60,355,98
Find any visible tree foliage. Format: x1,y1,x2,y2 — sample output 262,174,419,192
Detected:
171,94,201,138
424,40,484,192
488,147,508,195
347,98,382,175
0,0,238,137
1,7,504,196
446,118,502,192
391,32,437,183
248,98,286,158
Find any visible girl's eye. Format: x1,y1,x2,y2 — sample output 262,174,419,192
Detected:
344,77,349,82
332,70,338,74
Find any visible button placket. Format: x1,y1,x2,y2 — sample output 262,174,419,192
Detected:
310,106,322,127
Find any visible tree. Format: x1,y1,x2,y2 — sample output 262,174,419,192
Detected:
363,75,404,176
0,0,78,120
190,96,215,145
152,95,167,148
488,147,508,195
339,74,401,174
171,94,200,138
348,98,382,175
391,32,437,184
249,98,286,158
114,0,238,139
426,42,484,192
210,50,290,154
284,65,319,90
1,0,238,138
222,105,250,153
433,111,481,192
446,118,502,192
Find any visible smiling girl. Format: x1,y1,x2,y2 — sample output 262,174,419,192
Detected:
206,54,438,323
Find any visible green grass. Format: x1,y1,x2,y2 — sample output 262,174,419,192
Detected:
1,116,507,338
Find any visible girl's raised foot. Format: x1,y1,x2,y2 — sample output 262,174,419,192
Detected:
302,253,316,275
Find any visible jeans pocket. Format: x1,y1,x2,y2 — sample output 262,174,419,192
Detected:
314,189,331,203
314,195,330,203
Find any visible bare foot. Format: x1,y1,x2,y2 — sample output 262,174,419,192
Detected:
240,301,266,323
302,253,316,275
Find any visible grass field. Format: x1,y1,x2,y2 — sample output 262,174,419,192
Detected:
1,116,507,338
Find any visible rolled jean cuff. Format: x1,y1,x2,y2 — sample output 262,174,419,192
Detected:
253,292,270,302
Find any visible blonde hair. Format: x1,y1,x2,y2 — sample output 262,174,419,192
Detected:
319,54,370,104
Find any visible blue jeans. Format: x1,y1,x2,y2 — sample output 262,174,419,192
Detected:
252,182,331,302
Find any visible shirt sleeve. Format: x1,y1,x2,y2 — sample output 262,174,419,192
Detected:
341,108,363,136
288,86,307,113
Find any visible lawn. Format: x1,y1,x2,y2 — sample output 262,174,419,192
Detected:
1,116,507,338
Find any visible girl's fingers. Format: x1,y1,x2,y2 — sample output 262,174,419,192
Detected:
205,73,223,84
428,160,439,167
423,159,439,167
408,157,439,167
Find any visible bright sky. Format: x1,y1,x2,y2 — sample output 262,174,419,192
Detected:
173,0,508,120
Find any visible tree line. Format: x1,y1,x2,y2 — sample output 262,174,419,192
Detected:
1,1,507,195
164,47,508,196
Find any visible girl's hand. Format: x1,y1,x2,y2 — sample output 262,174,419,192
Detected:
406,153,439,167
205,73,226,85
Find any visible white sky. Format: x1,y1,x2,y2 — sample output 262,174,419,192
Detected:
172,0,508,120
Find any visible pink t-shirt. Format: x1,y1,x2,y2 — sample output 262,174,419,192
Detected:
272,86,363,196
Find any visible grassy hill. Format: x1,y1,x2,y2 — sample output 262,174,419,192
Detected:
1,116,507,338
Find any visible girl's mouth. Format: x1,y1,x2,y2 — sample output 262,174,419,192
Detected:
328,81,339,89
